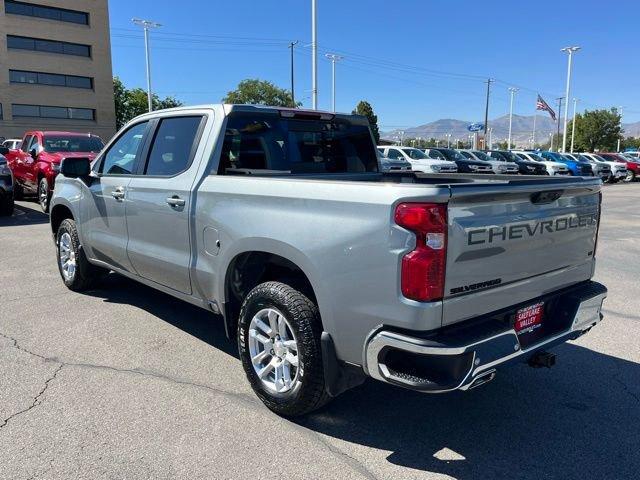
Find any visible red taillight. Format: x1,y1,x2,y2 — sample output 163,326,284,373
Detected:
395,203,447,302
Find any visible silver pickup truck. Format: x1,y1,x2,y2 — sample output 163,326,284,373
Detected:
50,104,607,416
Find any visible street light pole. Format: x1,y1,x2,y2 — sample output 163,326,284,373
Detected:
132,18,162,112
616,106,624,152
288,41,298,106
483,78,492,140
549,132,554,151
325,53,343,112
555,97,564,151
507,87,518,150
311,0,318,110
561,46,580,152
570,98,578,153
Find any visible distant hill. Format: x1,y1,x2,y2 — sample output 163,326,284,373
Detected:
383,114,558,148
623,122,640,137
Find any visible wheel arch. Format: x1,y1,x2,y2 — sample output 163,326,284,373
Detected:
50,202,74,236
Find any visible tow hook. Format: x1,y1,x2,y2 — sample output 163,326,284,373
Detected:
528,351,556,369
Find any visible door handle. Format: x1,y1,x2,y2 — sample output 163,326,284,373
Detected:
166,196,186,207
111,187,125,200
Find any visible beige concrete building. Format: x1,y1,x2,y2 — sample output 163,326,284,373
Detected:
0,0,116,141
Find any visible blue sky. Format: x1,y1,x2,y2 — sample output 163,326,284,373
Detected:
109,0,640,130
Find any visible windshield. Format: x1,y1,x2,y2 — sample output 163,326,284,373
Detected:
44,135,104,153
471,150,491,161
437,148,465,161
500,151,520,162
219,113,378,174
400,148,429,159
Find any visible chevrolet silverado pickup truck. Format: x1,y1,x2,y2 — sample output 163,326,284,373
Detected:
50,105,607,416
6,131,104,212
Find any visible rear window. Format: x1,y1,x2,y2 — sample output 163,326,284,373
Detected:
218,113,378,175
44,135,103,153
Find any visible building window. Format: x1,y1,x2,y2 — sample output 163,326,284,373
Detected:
10,70,93,89
5,1,89,25
7,35,91,57
13,104,95,121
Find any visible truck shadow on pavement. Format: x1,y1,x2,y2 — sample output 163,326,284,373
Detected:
87,273,238,358
298,343,640,480
0,201,49,227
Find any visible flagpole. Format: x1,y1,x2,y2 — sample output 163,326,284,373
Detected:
532,113,537,148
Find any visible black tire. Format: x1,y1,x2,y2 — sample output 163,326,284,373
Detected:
238,281,330,416
56,218,104,291
38,177,50,213
13,183,24,200
0,192,14,216
625,170,636,182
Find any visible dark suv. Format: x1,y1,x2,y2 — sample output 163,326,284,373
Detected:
0,146,14,216
425,148,493,173
488,150,546,175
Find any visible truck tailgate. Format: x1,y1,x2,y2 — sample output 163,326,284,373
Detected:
442,179,601,326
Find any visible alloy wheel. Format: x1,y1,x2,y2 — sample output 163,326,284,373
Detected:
248,308,299,393
58,232,76,281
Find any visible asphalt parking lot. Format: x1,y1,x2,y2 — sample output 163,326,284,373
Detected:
1,184,639,480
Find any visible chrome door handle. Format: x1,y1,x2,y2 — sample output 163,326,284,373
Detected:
166,196,185,207
111,187,125,200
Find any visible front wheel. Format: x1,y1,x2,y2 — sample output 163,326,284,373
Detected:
56,218,105,291
625,170,636,182
238,281,330,416
38,177,50,213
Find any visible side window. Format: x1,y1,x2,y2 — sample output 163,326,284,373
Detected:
460,151,471,158
21,135,33,152
100,122,148,175
144,116,203,176
386,148,401,159
27,135,40,154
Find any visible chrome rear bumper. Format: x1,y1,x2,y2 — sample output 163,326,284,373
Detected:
364,281,607,393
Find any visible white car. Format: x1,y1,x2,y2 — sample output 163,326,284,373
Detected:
580,153,627,182
377,146,457,173
513,150,569,175
1,138,22,150
458,149,519,174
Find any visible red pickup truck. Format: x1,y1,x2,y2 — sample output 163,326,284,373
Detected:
6,131,104,212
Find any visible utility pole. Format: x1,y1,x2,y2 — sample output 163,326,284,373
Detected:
311,0,318,109
556,97,564,151
483,78,493,139
446,133,451,148
561,46,580,152
570,98,578,153
288,41,298,106
325,53,343,112
132,18,161,112
507,87,518,150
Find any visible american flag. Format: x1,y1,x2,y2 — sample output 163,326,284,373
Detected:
536,95,556,121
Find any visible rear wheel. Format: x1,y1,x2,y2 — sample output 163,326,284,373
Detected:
56,218,105,291
625,170,636,182
38,177,50,213
238,281,330,416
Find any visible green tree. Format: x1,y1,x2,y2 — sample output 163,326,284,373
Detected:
352,100,380,143
222,79,298,107
113,77,183,130
567,108,622,152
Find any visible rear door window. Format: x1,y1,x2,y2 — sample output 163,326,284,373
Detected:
144,116,203,176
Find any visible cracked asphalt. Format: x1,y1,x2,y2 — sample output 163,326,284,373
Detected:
1,184,639,480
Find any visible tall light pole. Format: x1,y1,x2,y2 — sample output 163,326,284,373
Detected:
325,53,343,112
288,41,298,106
570,98,579,153
561,46,580,152
488,127,493,150
617,106,624,152
132,18,161,112
483,78,492,140
311,0,318,109
549,132,554,151
399,131,405,146
446,133,451,148
507,87,518,150
556,97,564,151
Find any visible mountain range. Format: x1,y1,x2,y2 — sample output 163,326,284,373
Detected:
382,115,640,147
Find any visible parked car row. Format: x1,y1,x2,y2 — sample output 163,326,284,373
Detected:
376,145,639,183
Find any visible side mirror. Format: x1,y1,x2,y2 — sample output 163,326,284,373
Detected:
0,146,8,155
60,157,91,178
29,148,38,159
